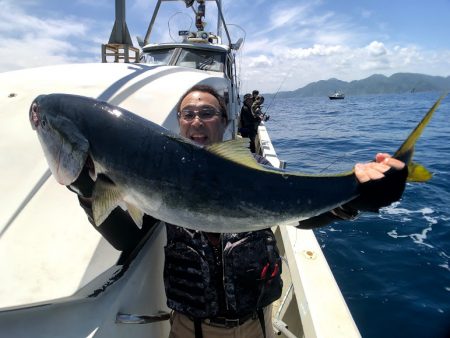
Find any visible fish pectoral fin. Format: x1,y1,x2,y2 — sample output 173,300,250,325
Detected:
206,139,263,170
92,176,123,226
407,162,432,182
125,203,144,229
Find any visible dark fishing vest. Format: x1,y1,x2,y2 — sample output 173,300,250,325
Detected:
163,223,283,318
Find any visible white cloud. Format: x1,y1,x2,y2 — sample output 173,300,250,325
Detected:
255,4,312,36
366,41,387,57
284,44,345,59
0,1,104,72
269,6,308,30
1,0,449,93
247,55,273,67
0,2,87,38
240,38,450,93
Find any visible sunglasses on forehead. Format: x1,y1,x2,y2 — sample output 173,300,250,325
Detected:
178,106,223,122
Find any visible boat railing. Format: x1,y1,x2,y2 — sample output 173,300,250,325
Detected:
256,122,361,338
256,122,286,169
101,44,140,63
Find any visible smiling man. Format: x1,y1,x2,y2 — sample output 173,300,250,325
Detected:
177,85,228,145
167,84,282,338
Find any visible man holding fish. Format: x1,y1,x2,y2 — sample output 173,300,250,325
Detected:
165,85,406,338
31,85,445,338
58,85,405,338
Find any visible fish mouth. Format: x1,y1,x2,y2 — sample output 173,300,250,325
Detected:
30,101,40,130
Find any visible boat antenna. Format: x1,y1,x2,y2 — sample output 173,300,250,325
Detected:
168,12,193,42
108,0,133,45
102,0,139,63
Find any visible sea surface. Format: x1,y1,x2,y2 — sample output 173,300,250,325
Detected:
265,92,450,338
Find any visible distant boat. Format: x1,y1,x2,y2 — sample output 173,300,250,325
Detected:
329,91,345,100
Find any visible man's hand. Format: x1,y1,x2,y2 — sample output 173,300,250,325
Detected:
354,153,405,183
349,153,408,212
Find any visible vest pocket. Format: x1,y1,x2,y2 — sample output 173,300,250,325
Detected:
164,242,219,318
223,232,282,313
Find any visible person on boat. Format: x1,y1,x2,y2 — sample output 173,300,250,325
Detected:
239,93,261,153
252,89,259,101
252,95,269,122
68,84,407,338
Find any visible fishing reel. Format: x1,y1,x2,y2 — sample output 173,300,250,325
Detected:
258,109,270,122
252,95,270,122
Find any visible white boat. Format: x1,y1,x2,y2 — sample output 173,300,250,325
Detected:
0,1,360,337
329,91,345,100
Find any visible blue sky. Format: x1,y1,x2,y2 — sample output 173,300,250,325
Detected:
1,0,450,93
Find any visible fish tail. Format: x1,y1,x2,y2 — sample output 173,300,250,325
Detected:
407,161,432,182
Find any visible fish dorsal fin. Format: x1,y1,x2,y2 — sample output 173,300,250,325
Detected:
394,93,446,163
392,93,446,182
206,138,264,170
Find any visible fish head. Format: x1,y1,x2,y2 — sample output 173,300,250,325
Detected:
30,95,89,186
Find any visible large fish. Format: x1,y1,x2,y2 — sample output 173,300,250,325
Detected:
29,93,443,232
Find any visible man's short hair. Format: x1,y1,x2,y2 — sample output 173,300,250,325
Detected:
252,90,259,97
177,84,228,123
243,93,252,100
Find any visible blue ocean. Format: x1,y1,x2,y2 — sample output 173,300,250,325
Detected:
266,92,450,338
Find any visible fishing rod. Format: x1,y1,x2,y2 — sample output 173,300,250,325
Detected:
264,71,290,115
319,153,350,173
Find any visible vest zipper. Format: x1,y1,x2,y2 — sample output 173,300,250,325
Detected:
221,234,229,311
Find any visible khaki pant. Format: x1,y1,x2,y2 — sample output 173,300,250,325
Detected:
168,306,275,338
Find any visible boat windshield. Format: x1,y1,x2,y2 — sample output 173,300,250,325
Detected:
141,48,175,65
176,49,225,72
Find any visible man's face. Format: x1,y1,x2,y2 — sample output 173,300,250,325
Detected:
178,90,227,146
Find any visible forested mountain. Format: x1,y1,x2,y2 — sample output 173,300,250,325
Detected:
268,73,450,98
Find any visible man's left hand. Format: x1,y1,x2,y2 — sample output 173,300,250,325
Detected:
348,153,408,212
354,153,405,183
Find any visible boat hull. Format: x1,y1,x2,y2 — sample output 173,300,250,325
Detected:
0,224,171,338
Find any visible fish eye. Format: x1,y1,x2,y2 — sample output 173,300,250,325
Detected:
41,116,47,128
